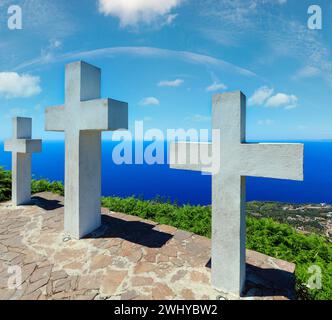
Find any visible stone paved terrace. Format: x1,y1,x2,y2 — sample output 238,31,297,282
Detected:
0,192,296,300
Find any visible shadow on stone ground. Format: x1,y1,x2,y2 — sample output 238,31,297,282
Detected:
86,215,173,249
31,196,63,211
205,257,295,299
244,264,295,299
32,195,173,248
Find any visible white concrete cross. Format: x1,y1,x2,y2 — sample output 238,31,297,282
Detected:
45,61,128,239
170,91,304,296
4,117,42,206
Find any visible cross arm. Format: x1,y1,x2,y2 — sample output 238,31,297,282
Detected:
240,143,304,181
80,99,128,131
169,142,213,173
45,106,65,132
4,139,42,154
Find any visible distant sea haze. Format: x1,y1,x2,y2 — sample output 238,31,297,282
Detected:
0,141,331,206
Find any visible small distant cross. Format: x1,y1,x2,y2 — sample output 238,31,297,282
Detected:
5,117,42,206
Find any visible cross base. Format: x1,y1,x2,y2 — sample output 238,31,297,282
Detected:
12,152,32,206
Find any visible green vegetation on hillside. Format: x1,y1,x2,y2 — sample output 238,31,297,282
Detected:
0,167,11,202
0,167,64,200
0,167,331,300
247,201,331,236
31,179,64,196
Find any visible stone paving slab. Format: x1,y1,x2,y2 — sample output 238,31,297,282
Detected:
0,192,296,300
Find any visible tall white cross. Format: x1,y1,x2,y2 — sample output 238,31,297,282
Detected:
170,91,304,296
45,61,128,239
4,117,42,206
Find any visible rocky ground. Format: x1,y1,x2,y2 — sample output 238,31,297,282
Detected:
0,192,296,300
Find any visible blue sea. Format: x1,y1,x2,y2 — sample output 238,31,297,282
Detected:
0,141,331,206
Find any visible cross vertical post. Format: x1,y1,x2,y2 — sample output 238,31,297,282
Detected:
211,92,247,294
45,61,128,239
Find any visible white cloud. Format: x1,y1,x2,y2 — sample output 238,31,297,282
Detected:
248,86,274,106
0,72,41,99
206,81,227,92
14,46,257,78
98,0,182,26
293,66,321,80
266,93,298,109
165,13,178,25
249,86,298,110
139,96,160,106
158,78,184,87
49,39,62,49
40,39,63,63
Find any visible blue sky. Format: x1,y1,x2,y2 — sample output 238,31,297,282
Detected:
0,0,331,141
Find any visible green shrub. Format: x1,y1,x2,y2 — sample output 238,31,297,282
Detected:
0,168,64,199
101,196,212,237
31,179,64,196
0,167,11,201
